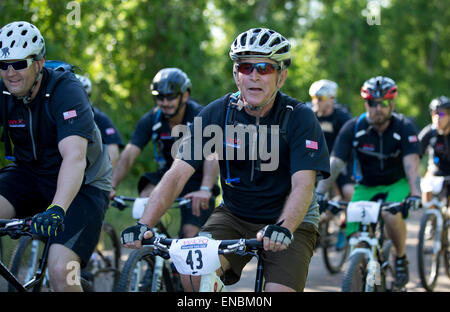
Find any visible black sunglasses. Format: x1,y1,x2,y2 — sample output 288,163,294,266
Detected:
155,93,179,101
237,62,281,75
367,100,391,108
0,59,34,71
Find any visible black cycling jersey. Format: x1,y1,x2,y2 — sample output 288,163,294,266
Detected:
180,92,330,224
316,103,352,152
93,107,124,148
332,112,420,187
130,99,206,190
419,124,450,176
0,68,111,191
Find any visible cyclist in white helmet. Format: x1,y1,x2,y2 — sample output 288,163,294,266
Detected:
0,21,111,291
309,79,354,250
75,74,124,168
121,27,330,292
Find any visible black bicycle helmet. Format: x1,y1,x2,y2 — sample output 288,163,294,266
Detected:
361,76,398,100
429,96,450,111
150,68,192,95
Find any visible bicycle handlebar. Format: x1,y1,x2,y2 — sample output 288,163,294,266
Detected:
0,218,33,238
327,200,405,216
111,196,191,211
142,236,263,254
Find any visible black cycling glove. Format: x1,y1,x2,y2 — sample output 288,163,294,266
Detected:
120,222,152,244
259,222,294,247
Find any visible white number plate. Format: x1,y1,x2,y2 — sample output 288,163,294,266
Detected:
420,176,444,194
169,236,221,275
347,201,381,224
131,197,149,219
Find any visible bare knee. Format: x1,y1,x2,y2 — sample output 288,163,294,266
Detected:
139,184,156,197
47,244,82,292
182,224,200,238
0,195,15,219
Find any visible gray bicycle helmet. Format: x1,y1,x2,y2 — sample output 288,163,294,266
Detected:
229,28,291,67
75,74,92,96
309,79,338,98
429,96,450,111
150,68,192,95
0,21,45,61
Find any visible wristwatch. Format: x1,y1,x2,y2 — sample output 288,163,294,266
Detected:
200,186,211,193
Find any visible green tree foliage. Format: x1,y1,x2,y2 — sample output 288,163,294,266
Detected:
0,0,448,175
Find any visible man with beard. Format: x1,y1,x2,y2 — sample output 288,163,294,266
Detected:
110,68,218,239
316,76,421,289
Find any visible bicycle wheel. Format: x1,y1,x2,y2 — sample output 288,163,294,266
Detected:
321,213,349,274
8,236,51,292
417,212,440,291
341,252,368,292
84,222,121,291
378,240,395,292
115,248,175,292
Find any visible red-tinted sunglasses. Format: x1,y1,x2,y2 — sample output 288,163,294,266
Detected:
237,62,280,75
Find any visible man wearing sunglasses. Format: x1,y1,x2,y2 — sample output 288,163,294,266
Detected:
316,76,422,289
0,21,111,291
112,67,219,239
122,28,330,292
419,96,450,205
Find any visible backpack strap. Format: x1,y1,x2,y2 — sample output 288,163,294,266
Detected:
1,88,15,161
223,91,241,185
151,108,166,170
352,112,367,182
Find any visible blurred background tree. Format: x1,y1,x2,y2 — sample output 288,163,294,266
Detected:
1,0,449,180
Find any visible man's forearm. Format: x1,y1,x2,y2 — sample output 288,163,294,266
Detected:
139,159,195,227
403,154,421,196
53,156,86,211
111,145,139,188
277,170,315,233
316,156,346,194
200,158,219,189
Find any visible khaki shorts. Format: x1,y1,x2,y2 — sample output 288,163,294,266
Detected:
200,204,319,291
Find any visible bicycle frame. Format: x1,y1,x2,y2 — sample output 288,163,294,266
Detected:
345,201,399,292
0,236,50,292
199,247,265,292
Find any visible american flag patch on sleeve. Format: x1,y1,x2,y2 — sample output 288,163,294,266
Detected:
306,139,318,150
106,127,116,135
63,110,77,120
408,135,418,143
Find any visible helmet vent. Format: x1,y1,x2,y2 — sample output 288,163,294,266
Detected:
21,29,28,36
10,40,15,48
240,34,247,46
32,35,38,43
260,33,270,46
270,37,281,47
7,30,13,37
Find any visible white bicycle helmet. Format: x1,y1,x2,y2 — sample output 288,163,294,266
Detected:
229,28,291,67
75,74,92,96
0,21,45,61
309,79,338,98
